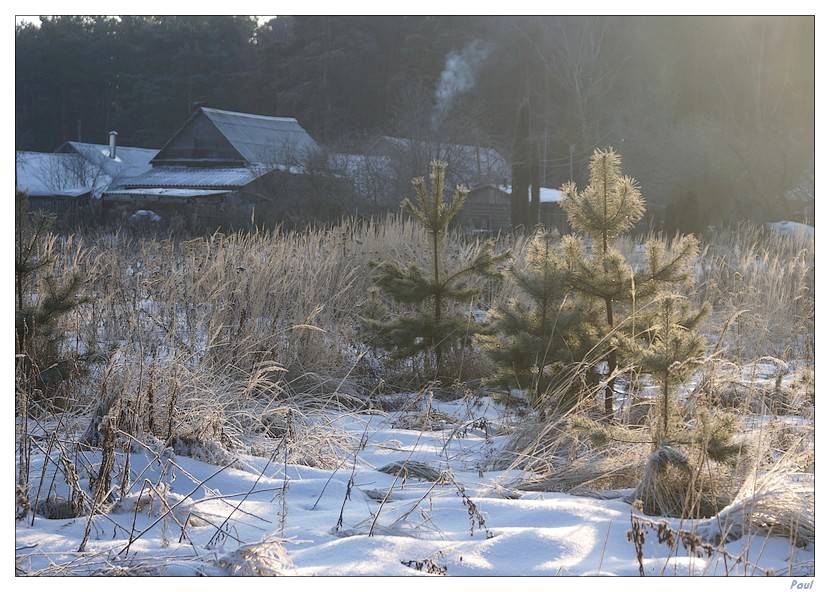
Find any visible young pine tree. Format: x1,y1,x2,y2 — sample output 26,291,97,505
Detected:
15,190,88,405
617,292,710,441
479,228,601,412
364,161,508,381
560,148,702,417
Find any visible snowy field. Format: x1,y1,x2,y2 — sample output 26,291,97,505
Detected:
14,391,815,580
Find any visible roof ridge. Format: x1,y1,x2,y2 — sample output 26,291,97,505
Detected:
380,135,504,153
202,107,298,123
65,141,158,152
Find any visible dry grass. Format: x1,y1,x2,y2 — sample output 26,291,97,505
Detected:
16,217,438,536
32,217,422,408
16,215,814,576
695,223,814,362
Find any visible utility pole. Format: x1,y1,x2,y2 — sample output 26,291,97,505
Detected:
569,144,576,181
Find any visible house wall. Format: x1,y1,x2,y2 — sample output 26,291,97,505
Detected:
102,191,255,232
455,187,571,234
456,186,512,231
26,194,95,228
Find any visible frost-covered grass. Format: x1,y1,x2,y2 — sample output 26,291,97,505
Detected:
15,217,814,577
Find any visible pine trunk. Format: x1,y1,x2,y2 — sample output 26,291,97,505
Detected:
604,295,616,417
432,228,443,378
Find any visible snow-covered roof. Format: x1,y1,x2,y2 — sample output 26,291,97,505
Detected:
16,141,157,200
116,165,267,190
200,108,319,164
497,185,566,203
540,187,565,203
59,141,157,180
151,107,319,168
16,151,95,198
376,136,509,179
104,187,230,199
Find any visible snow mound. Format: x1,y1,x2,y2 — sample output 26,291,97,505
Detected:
129,209,162,223
764,221,814,238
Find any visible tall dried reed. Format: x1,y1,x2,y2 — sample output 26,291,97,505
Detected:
22,215,460,461
695,223,814,362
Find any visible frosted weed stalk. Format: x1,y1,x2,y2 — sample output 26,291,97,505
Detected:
695,223,814,361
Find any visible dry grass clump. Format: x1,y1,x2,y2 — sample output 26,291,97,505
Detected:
515,448,646,494
629,445,745,519
20,558,168,577
392,410,458,431
695,453,815,548
486,411,578,474
377,460,445,482
695,223,814,362
488,390,649,493
88,563,168,576
627,401,813,531
215,539,296,576
77,349,358,469
691,356,813,418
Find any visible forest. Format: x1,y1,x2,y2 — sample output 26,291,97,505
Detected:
16,15,814,227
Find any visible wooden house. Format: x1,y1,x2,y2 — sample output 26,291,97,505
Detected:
456,184,570,234
456,184,512,232
101,107,322,230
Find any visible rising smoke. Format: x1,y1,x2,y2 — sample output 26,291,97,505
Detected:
431,39,492,130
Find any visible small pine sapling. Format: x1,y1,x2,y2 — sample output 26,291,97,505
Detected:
15,191,88,405
364,161,508,381
479,228,601,412
560,148,704,418
560,148,645,415
617,292,710,441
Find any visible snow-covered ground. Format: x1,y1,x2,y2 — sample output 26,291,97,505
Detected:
14,393,814,579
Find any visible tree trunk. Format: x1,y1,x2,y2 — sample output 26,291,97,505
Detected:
604,295,616,418
432,230,443,378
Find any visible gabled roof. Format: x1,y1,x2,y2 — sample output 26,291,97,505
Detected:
152,107,320,167
203,107,320,164
374,136,509,179
58,141,158,181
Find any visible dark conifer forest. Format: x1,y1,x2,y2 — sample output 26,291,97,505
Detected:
16,15,814,225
